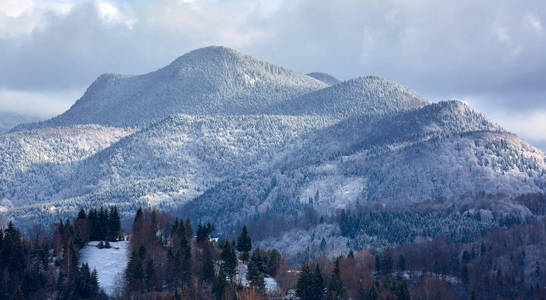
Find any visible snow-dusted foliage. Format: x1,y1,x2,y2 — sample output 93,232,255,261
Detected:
271,76,427,118
0,126,135,207
1,46,545,261
181,101,545,231
257,224,351,262
14,46,327,130
4,114,335,225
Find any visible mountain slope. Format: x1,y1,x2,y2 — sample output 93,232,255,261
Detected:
4,114,336,224
13,46,327,130
180,101,545,231
0,126,135,208
271,76,428,118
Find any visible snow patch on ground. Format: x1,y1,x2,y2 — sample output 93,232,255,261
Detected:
79,241,129,296
233,263,280,294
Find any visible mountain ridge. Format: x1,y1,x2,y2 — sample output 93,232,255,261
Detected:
12,46,328,130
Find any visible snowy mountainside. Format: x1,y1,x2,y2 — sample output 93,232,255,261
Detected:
306,72,341,86
180,101,545,231
5,114,335,225
2,46,545,261
0,126,135,207
65,114,335,205
270,76,428,119
13,46,327,130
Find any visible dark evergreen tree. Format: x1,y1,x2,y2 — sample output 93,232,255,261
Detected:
108,206,121,241
328,258,343,299
296,263,314,300
10,286,24,300
312,264,325,299
220,240,237,280
398,254,407,271
236,225,252,261
382,247,393,274
125,250,144,293
201,242,215,282
396,280,410,300
212,266,228,300
267,249,281,277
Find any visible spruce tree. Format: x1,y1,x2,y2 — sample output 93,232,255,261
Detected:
396,280,410,300
108,206,121,241
9,286,24,300
296,263,314,300
398,254,407,271
328,258,343,299
201,242,215,282
221,240,237,280
311,264,325,299
382,247,393,274
213,266,228,300
236,226,251,262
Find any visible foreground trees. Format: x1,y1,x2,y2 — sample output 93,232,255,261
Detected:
122,208,275,299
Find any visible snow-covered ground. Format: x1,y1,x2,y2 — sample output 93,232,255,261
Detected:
234,263,280,294
79,241,129,296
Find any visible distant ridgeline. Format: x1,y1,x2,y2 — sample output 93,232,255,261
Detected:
1,46,545,264
1,207,544,299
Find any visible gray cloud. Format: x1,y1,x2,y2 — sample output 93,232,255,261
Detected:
0,0,545,149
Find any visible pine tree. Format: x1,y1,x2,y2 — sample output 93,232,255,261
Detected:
9,286,24,300
108,206,121,241
296,263,314,300
396,280,410,300
461,264,469,284
311,264,325,299
247,258,261,287
145,259,155,292
201,242,215,282
236,226,251,262
382,247,393,274
221,240,237,280
125,250,144,293
398,254,407,271
328,258,343,299
180,235,192,283
184,218,193,241
213,266,228,300
267,249,281,277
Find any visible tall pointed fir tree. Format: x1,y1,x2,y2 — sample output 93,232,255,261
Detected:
237,225,252,262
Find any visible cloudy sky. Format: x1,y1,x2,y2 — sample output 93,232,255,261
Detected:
1,0,545,149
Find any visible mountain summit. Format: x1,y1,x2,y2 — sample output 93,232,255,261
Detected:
14,46,327,130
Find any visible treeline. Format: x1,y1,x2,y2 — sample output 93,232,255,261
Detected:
0,210,114,300
292,218,546,300
74,207,122,244
122,208,284,299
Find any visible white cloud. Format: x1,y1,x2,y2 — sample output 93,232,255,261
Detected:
0,88,81,117
95,0,135,28
499,110,546,141
0,0,35,18
0,0,74,37
524,14,543,32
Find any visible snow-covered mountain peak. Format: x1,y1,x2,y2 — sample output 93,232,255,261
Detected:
12,47,327,130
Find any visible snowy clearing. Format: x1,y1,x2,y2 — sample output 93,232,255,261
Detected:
79,241,129,296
